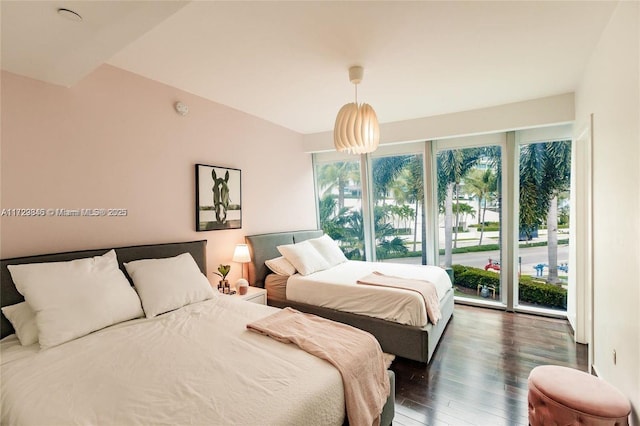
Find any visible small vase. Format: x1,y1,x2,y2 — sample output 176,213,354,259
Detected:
236,278,249,295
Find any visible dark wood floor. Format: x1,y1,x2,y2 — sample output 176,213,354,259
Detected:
389,304,588,426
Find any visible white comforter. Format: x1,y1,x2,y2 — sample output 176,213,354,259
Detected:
1,297,345,426
286,260,452,327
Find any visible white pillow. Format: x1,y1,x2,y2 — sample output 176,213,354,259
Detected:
277,240,330,276
2,302,38,346
8,250,144,349
308,234,348,267
124,252,215,318
265,256,297,276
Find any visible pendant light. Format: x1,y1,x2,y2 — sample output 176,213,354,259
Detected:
333,66,380,154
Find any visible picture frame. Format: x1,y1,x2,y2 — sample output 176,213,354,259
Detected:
195,164,242,231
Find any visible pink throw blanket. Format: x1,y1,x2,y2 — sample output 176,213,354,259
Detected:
357,271,442,325
246,308,389,426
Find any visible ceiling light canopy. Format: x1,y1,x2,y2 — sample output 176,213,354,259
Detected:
333,66,380,154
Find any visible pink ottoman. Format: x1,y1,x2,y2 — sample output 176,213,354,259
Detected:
528,365,631,426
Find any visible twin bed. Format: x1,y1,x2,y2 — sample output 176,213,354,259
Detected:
0,240,395,425
246,230,455,364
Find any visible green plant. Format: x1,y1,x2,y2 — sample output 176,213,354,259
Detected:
214,264,231,281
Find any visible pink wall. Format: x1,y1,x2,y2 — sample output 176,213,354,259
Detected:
1,65,317,283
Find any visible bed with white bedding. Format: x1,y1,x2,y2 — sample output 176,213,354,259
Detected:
0,240,395,426
1,297,346,425
246,230,455,364
285,260,452,327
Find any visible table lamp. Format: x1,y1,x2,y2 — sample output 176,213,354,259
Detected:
232,244,251,279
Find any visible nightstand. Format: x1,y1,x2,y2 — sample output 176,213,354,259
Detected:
233,286,267,305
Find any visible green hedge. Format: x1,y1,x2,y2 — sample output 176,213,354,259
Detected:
467,225,500,232
451,264,567,309
440,244,500,255
468,222,500,232
519,276,567,309
437,239,569,256
451,264,500,293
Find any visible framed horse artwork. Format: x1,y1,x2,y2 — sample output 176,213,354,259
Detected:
195,164,242,231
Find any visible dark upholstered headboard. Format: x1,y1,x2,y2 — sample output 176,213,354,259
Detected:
245,230,323,288
1,240,207,339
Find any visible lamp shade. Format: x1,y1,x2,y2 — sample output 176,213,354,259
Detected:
333,102,380,154
232,244,251,263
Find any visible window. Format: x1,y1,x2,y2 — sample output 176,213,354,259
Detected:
436,144,503,305
516,139,571,313
370,151,425,262
313,154,364,259
313,125,572,316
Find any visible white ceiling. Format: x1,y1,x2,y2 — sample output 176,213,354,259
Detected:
2,1,617,134
0,1,187,87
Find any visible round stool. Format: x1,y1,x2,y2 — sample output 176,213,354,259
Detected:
528,365,631,426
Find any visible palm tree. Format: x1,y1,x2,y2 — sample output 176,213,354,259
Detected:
479,146,503,245
335,207,409,261
316,161,359,210
377,237,409,259
388,204,401,229
464,168,498,245
519,140,571,284
372,156,411,205
451,203,476,229
371,156,410,260
519,143,546,242
437,148,481,266
337,208,365,260
318,194,351,242
400,205,415,231
387,204,414,232
541,140,571,284
388,156,424,253
372,205,408,259
405,156,424,254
